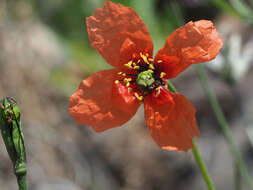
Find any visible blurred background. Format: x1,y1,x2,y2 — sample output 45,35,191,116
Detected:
0,0,253,189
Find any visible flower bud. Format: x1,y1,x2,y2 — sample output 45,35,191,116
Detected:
0,97,26,177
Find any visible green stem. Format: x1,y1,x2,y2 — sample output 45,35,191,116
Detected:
166,80,216,190
17,175,27,190
195,64,253,190
166,80,177,93
192,139,216,190
234,162,242,190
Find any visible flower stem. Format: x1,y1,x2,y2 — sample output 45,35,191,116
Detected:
166,80,216,190
234,162,242,190
192,139,216,190
195,64,253,190
17,175,27,190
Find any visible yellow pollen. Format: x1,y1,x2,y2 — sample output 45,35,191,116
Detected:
122,73,126,77
124,64,130,69
123,78,132,83
145,53,149,57
147,69,154,73
149,64,155,70
155,87,161,97
137,59,141,63
128,87,133,93
133,62,136,66
117,72,122,75
140,53,149,64
157,60,163,63
148,58,154,62
126,82,130,87
155,87,161,91
134,66,140,70
160,72,166,78
114,80,119,84
124,64,132,69
124,61,134,69
134,92,143,101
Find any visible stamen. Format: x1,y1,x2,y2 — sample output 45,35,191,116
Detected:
118,72,127,77
147,69,154,74
124,61,134,69
128,87,133,93
160,72,166,78
134,66,140,70
132,54,136,58
140,53,149,64
123,78,132,87
149,64,155,70
157,60,163,63
148,58,154,62
114,80,119,84
118,71,137,78
125,65,131,69
145,53,149,57
123,78,132,83
134,92,143,101
155,87,161,97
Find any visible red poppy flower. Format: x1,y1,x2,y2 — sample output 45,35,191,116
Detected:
69,1,223,151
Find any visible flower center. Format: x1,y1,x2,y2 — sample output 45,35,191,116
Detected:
114,52,166,101
136,71,155,91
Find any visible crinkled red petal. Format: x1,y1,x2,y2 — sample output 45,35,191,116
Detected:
69,69,140,132
155,20,223,78
144,88,199,151
86,1,153,68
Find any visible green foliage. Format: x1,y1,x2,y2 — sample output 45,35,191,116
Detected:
33,0,99,42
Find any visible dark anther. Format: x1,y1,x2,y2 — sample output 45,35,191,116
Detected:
7,110,13,115
7,118,12,123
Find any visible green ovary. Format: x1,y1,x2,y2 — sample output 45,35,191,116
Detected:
136,71,155,90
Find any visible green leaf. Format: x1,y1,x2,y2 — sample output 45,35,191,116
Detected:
210,0,241,18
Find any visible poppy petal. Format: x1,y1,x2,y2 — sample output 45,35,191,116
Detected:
155,20,223,78
144,89,199,151
69,69,140,132
86,1,153,68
